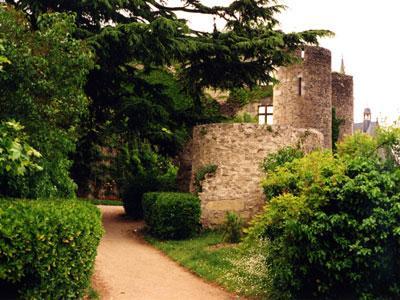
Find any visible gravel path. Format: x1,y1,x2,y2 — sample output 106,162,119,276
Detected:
93,205,236,300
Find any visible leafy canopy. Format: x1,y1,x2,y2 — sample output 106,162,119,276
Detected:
0,121,42,177
3,1,332,202
0,7,94,198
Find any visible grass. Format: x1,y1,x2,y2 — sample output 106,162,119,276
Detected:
86,286,99,300
146,231,268,299
78,198,123,206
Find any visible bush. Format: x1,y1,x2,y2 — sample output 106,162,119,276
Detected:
262,146,304,173
117,141,178,219
222,212,243,243
0,120,42,177
246,131,400,299
0,199,103,299
143,192,200,239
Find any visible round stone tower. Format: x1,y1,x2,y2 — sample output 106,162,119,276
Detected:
273,46,333,148
331,72,354,141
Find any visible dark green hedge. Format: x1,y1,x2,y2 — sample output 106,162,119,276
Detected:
142,192,200,239
0,199,103,299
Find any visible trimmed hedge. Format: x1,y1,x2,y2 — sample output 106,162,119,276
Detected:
143,192,200,239
0,199,103,299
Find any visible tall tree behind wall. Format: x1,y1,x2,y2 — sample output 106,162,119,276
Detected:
4,0,331,202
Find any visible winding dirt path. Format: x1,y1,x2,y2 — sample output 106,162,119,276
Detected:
93,205,236,300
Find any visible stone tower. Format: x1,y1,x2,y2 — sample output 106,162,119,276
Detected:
363,107,372,132
331,68,354,141
273,46,333,148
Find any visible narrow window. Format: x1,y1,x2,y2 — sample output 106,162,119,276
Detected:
298,77,302,96
301,49,305,59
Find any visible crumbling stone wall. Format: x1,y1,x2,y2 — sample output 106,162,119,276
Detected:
332,72,354,141
273,46,333,149
190,123,324,227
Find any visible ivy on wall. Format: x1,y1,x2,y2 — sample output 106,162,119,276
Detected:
332,107,344,151
194,164,218,194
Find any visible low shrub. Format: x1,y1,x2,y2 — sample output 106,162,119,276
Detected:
246,132,400,299
222,212,243,243
116,141,178,219
143,192,200,239
262,146,304,173
0,199,103,299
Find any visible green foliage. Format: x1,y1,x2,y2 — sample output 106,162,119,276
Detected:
0,38,10,71
194,164,218,194
0,120,42,177
71,68,204,199
222,212,243,243
0,7,94,198
6,0,332,91
332,107,344,151
246,130,400,299
337,131,378,159
142,192,200,239
231,113,257,123
116,140,178,219
262,146,304,174
0,199,103,299
6,1,331,196
229,85,273,107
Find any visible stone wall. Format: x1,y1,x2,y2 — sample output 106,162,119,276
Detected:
273,46,333,149
332,72,354,141
190,123,324,227
175,139,193,192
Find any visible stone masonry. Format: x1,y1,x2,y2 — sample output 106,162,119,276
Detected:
273,46,333,149
190,123,323,227
331,72,354,141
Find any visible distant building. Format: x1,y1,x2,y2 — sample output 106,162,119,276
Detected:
353,108,379,136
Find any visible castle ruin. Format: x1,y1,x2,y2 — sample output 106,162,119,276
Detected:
179,46,355,227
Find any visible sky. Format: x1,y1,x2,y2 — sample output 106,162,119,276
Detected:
170,0,400,124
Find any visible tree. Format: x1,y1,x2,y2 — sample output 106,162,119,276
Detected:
5,0,331,143
4,1,331,211
0,121,42,178
0,7,94,198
